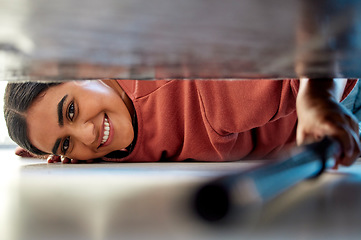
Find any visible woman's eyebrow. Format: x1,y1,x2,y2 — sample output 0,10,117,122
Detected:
52,138,61,155
52,94,68,155
57,94,68,126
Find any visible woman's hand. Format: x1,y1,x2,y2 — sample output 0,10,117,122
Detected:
15,146,98,164
296,78,361,167
46,155,98,164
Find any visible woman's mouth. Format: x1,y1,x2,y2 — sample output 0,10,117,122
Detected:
101,116,110,144
98,114,113,148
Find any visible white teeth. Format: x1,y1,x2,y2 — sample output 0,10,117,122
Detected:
101,116,110,144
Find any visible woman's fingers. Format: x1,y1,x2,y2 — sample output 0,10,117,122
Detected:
47,155,98,164
47,156,97,164
318,123,360,166
47,155,61,163
297,116,360,167
47,155,75,164
71,159,79,164
334,128,361,166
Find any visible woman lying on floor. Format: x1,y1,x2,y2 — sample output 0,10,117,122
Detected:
3,78,361,167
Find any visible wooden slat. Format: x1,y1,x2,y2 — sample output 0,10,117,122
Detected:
0,0,360,80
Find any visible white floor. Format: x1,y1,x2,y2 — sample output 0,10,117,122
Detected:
1,147,361,240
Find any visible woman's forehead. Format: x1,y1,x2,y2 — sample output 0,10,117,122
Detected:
26,84,68,153
32,83,67,101
29,85,63,113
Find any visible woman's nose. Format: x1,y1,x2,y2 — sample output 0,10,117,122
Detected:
73,122,96,146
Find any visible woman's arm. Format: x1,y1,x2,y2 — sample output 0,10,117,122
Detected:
296,78,360,167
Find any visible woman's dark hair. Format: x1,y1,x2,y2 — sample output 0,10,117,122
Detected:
4,81,62,156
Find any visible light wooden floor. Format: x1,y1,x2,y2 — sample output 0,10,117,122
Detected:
1,147,361,240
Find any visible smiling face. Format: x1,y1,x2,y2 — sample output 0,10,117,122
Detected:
26,80,134,160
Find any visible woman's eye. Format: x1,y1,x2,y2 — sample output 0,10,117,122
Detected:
62,137,70,153
68,102,75,120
